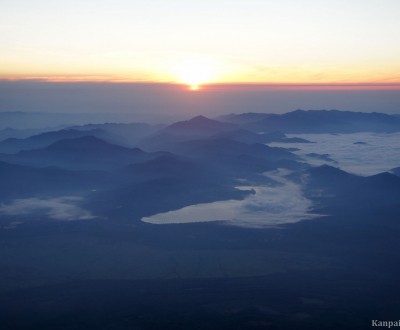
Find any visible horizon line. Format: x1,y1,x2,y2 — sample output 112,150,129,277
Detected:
1,78,400,90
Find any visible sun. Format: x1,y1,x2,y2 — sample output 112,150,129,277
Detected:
173,57,217,90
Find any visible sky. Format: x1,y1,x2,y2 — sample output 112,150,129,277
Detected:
1,0,400,86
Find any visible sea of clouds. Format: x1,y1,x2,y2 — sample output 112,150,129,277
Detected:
271,132,400,176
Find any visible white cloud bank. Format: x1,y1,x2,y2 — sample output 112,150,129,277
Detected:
142,169,323,228
0,196,95,221
270,132,400,176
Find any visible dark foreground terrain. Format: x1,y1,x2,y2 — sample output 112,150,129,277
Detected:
1,204,399,330
2,270,399,330
0,110,400,329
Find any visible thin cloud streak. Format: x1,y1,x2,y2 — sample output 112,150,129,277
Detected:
0,196,95,222
1,79,400,90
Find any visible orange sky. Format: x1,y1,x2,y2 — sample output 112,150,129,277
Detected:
1,1,400,88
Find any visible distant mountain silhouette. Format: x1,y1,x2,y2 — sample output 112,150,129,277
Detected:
158,137,300,178
47,135,127,152
139,116,239,151
211,129,311,144
0,136,161,170
70,122,162,147
0,127,63,141
363,172,400,193
210,129,269,144
164,116,237,136
306,153,336,162
0,129,109,154
217,112,274,125
220,110,400,133
390,167,400,177
306,164,360,188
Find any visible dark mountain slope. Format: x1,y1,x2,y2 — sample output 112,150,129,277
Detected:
303,165,400,216
0,136,162,170
0,161,110,201
171,137,297,161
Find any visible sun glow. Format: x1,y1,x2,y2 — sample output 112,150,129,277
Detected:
173,57,218,90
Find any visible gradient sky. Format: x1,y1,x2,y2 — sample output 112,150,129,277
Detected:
1,0,400,85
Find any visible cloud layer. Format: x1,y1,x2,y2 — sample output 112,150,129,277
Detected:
0,196,95,222
271,132,400,176
142,169,323,228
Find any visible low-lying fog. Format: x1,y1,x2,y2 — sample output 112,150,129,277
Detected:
142,169,323,228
